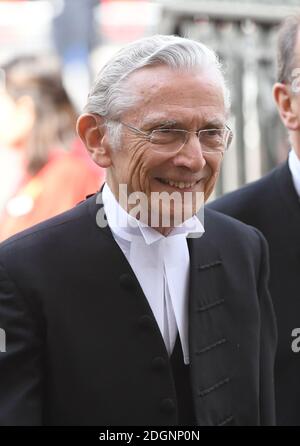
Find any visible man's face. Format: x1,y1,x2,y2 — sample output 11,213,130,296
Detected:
105,65,226,229
274,28,300,159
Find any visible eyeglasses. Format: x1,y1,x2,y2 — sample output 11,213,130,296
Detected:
118,121,233,155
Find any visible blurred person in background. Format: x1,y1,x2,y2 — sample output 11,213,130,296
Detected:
209,15,300,425
0,56,104,242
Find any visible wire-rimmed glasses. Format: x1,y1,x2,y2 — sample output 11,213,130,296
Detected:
118,121,233,155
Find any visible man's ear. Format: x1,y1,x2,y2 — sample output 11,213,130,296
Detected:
273,82,300,131
76,113,112,168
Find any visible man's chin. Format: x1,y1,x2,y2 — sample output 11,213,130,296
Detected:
148,201,203,229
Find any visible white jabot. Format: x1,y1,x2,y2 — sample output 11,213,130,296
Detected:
102,183,205,364
288,149,300,198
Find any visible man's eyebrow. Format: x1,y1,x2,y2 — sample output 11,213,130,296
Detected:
142,118,225,130
200,119,225,129
142,119,178,130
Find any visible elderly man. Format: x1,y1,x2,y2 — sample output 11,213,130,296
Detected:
210,16,300,425
0,35,276,426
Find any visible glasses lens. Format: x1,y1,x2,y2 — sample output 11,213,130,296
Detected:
149,129,187,153
199,129,230,153
148,128,233,153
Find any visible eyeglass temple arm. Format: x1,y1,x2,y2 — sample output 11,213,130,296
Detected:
121,122,149,137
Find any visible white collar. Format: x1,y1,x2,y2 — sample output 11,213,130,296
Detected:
288,149,300,198
102,183,205,243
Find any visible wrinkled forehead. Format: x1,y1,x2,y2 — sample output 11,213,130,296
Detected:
122,65,226,127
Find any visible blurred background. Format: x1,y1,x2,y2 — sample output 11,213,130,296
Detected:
0,0,299,240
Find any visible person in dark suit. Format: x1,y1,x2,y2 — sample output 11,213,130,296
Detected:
209,16,300,425
0,35,276,426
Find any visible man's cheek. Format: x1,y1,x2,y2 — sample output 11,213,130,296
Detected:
129,169,143,193
204,173,218,200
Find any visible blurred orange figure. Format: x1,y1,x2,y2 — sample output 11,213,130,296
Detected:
0,56,104,241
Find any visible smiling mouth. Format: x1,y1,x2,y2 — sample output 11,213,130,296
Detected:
156,178,201,189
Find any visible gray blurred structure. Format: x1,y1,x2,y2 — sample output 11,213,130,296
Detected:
52,0,100,111
156,0,300,195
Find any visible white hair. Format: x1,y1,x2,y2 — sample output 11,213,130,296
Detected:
84,34,231,147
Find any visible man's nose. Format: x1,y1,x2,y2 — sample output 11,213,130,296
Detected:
172,132,207,171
